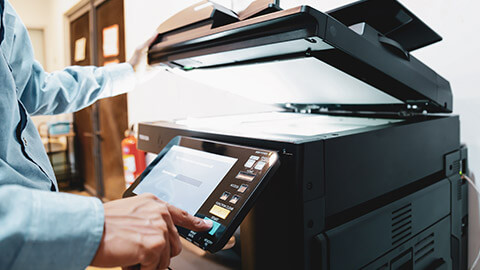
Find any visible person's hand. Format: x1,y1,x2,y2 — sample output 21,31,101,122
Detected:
128,34,158,71
90,193,212,270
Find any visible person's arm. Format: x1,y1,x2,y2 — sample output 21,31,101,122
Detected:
91,194,213,270
6,9,135,115
0,185,104,270
16,34,156,116
18,61,135,116
0,186,212,270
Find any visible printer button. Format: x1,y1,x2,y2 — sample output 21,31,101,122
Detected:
220,191,230,201
254,161,266,170
229,195,241,205
209,205,231,220
205,217,221,236
236,171,256,182
249,155,260,161
244,159,256,168
238,184,248,193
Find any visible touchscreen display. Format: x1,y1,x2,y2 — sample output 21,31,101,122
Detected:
133,145,238,215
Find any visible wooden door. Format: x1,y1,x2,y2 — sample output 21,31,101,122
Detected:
70,12,97,193
95,0,129,200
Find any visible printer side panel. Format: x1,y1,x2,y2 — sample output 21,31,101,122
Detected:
301,140,327,269
445,147,469,270
323,116,460,223
311,148,469,270
318,179,453,269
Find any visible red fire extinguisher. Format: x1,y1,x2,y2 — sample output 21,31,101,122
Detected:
122,126,146,188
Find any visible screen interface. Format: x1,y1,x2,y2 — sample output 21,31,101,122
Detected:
133,145,238,215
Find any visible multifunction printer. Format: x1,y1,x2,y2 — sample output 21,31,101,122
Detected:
137,0,469,269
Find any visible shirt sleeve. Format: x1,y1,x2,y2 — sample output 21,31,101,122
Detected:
0,185,105,270
18,61,135,116
4,1,135,116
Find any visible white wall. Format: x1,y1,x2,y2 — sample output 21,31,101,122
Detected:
9,0,80,71
49,0,82,71
9,0,52,69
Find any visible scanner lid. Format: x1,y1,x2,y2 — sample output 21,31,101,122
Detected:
148,0,453,114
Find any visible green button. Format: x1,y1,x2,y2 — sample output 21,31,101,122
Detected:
205,217,221,236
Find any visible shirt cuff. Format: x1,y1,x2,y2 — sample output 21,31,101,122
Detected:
100,62,136,98
27,190,105,269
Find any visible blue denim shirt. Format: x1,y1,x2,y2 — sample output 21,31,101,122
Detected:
0,1,135,269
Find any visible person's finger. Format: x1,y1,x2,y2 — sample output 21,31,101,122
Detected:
168,227,182,257
141,259,158,270
140,233,170,270
146,33,158,48
139,240,160,270
156,259,171,270
156,203,182,257
136,33,158,52
156,234,171,270
129,34,158,68
159,217,172,269
167,204,213,231
222,236,236,250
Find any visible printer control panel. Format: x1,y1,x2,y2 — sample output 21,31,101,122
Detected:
185,151,277,252
124,136,279,252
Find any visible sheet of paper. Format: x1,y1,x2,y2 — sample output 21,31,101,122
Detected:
103,24,119,58
74,37,87,62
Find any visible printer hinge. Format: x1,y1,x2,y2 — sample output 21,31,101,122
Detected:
284,104,320,114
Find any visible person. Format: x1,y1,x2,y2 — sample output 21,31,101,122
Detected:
0,1,212,269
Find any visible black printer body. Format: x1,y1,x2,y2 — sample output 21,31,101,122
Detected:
138,0,469,269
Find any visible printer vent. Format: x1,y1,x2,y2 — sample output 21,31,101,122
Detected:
413,233,435,264
391,203,412,246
